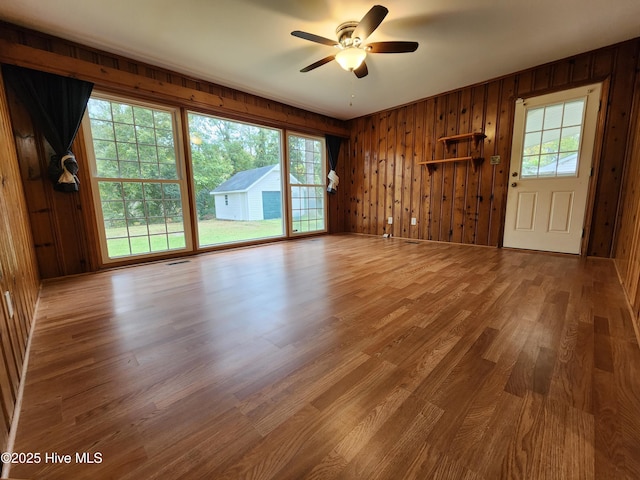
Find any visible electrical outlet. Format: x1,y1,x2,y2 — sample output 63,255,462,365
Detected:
411,218,417,225
388,217,393,224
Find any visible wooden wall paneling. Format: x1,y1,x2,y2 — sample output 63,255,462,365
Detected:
453,89,472,243
385,110,397,236
337,141,350,233
613,51,640,343
0,209,25,384
569,52,593,83
362,115,374,235
384,109,402,236
464,85,487,244
515,70,534,98
489,76,517,247
533,64,552,92
401,104,415,239
613,52,640,312
0,67,40,452
6,86,91,278
347,126,358,232
410,101,425,239
359,115,368,234
551,60,571,87
0,199,21,399
0,301,12,450
421,99,436,240
588,41,639,256
376,112,387,236
393,106,406,238
353,117,365,234
368,115,379,235
592,48,615,79
441,92,460,243
484,81,502,246
476,82,500,245
5,91,61,279
431,97,447,241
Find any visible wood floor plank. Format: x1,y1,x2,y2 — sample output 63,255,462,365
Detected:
7,234,640,479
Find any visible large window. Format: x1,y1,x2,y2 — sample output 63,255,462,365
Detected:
287,134,327,234
85,95,190,261
188,113,285,246
84,94,329,263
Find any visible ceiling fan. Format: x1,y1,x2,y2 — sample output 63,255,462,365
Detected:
291,5,419,79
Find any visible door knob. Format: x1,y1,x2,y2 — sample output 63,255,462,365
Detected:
511,182,517,187
512,172,518,177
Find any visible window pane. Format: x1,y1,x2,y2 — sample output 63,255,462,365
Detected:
563,100,585,127
523,132,541,155
541,129,561,154
88,96,188,261
88,99,112,121
288,135,327,234
538,154,559,176
543,104,563,129
560,126,582,152
558,152,579,176
112,103,133,123
525,107,544,132
188,112,285,246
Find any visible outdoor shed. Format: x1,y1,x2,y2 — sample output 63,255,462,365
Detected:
211,164,301,221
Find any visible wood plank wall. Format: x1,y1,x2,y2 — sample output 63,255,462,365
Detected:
345,39,640,256
0,22,349,278
613,51,640,342
0,69,40,452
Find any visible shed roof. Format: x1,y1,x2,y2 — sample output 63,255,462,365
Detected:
212,165,276,193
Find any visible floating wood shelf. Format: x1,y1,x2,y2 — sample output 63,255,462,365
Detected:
418,156,484,175
439,132,486,152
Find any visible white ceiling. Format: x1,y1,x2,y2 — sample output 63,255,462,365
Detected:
1,0,639,121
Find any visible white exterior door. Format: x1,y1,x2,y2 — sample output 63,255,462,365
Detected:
503,84,601,254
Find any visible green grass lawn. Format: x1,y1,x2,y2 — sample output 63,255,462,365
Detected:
197,218,284,246
105,218,284,257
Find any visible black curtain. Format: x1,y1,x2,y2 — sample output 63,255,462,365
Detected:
326,134,342,194
2,64,94,192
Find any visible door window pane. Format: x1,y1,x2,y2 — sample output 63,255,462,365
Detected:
520,97,586,178
188,113,285,246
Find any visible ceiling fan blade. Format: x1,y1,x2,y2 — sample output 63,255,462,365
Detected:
353,5,389,41
366,41,419,53
354,61,368,79
300,55,336,72
291,30,339,47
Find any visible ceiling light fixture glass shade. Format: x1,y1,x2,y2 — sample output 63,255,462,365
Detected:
335,47,366,71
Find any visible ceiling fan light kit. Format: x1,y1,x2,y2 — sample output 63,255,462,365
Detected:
291,4,419,79
335,48,367,71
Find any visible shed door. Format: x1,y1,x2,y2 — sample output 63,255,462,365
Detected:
262,191,282,219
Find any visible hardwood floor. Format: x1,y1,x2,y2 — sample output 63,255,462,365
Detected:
8,234,640,479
